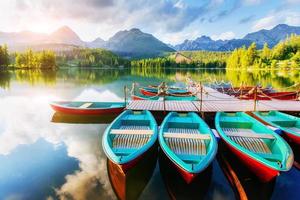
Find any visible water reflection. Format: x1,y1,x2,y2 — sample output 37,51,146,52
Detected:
0,139,79,200
1,68,299,90
0,68,299,200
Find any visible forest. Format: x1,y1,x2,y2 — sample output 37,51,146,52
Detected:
56,48,130,68
130,51,229,69
15,50,56,69
227,34,300,69
0,44,9,67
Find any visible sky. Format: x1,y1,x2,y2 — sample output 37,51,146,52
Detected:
0,0,300,44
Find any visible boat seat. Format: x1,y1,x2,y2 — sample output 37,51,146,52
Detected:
111,129,153,135
223,128,272,154
223,128,275,139
79,102,93,108
164,133,210,140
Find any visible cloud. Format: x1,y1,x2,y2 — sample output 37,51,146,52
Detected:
0,90,117,199
239,15,256,24
211,31,236,40
252,11,300,31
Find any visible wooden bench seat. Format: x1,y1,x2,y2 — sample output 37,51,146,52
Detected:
164,133,210,140
79,102,93,108
110,129,153,135
223,128,275,139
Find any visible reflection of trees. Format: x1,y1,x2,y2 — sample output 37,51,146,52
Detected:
226,68,300,90
14,69,57,86
0,70,11,89
3,67,299,90
57,68,130,84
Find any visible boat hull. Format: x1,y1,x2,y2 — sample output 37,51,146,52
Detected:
158,150,212,200
140,89,157,96
50,103,124,115
223,140,279,182
107,144,157,200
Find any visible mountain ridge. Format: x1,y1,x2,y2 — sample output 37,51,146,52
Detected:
174,24,300,51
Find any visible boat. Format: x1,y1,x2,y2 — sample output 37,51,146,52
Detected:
131,93,198,101
215,112,294,182
251,111,300,145
238,91,299,100
140,87,192,97
50,101,125,115
102,110,158,200
159,112,217,184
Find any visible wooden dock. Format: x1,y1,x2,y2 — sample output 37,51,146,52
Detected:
127,86,300,112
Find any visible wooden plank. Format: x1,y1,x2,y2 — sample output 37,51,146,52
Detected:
225,131,275,139
79,102,93,108
111,129,153,135
164,133,211,140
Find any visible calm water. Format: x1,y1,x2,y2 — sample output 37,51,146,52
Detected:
0,68,299,200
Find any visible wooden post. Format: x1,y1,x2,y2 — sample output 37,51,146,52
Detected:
199,82,204,118
163,93,166,114
124,85,127,106
253,86,257,111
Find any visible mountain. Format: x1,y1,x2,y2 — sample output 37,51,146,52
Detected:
0,26,85,51
86,37,106,48
47,26,85,46
174,24,300,51
104,28,175,58
243,24,300,47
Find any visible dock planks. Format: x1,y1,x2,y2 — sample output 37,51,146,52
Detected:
126,86,300,112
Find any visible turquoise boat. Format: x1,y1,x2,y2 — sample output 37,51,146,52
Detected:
132,93,198,101
215,112,294,182
141,86,189,94
102,110,158,200
251,111,300,149
159,112,217,183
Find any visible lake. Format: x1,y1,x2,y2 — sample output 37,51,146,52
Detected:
0,68,299,200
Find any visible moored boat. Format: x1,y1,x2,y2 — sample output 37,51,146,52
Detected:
238,91,299,100
140,87,192,97
102,110,158,200
50,101,125,115
131,93,198,101
250,111,300,161
159,112,217,184
215,112,294,182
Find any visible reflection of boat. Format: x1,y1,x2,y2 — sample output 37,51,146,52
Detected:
251,111,300,161
159,112,217,183
51,112,118,124
103,110,158,200
50,101,125,115
131,93,198,101
215,112,294,182
159,150,212,200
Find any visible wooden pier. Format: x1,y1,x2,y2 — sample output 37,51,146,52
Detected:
127,86,300,112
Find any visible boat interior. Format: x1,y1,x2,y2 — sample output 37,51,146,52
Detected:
162,113,213,165
219,112,284,163
109,111,155,159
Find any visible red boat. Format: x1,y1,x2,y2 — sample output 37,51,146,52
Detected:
238,91,299,100
50,101,125,115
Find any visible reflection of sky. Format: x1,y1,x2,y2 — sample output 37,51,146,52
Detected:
0,139,79,200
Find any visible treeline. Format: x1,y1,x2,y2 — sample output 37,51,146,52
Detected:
131,55,226,69
15,50,56,69
180,51,230,63
0,44,9,67
57,48,130,68
227,34,300,69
